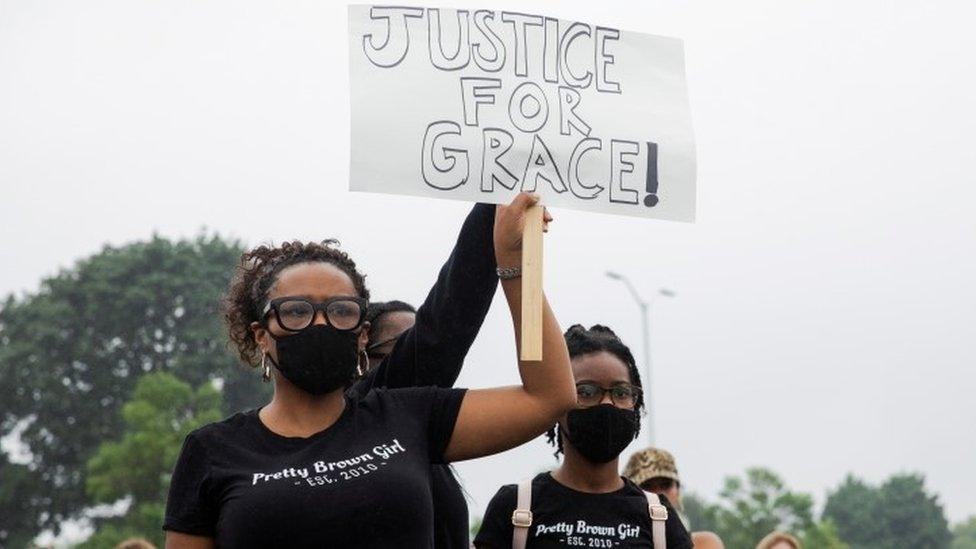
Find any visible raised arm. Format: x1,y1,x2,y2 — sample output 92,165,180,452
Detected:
444,193,575,462
352,203,497,396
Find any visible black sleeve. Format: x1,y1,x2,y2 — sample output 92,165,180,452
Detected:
474,484,518,549
386,386,469,464
426,387,468,463
354,203,497,395
163,433,217,537
659,493,693,549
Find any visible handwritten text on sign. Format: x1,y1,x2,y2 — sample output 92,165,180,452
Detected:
349,6,696,221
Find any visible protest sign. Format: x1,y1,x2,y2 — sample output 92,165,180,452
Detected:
348,5,696,222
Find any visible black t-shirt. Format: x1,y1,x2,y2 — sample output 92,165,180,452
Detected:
348,203,497,549
163,386,466,548
429,464,469,548
474,473,692,549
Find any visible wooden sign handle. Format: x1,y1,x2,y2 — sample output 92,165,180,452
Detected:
520,204,544,361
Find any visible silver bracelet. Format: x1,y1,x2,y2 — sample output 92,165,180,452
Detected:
496,266,522,280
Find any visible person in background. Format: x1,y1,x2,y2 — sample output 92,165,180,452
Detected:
363,300,416,370
755,531,801,549
691,531,725,549
474,325,692,548
623,448,683,511
624,447,725,547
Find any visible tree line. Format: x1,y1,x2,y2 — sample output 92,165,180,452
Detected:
0,235,971,548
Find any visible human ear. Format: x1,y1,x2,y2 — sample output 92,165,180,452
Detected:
251,321,271,355
357,321,371,351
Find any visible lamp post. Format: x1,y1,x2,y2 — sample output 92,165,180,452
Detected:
606,271,675,446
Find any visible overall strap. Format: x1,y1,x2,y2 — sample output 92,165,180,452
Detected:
512,479,534,549
644,491,668,549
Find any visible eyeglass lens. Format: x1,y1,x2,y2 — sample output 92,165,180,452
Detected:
576,382,637,407
275,299,363,331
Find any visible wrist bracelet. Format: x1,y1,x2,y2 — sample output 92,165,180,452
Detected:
496,266,522,280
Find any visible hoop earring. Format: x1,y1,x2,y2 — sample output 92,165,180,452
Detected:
261,352,272,383
357,350,369,377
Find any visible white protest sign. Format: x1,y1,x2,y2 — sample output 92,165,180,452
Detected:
348,6,696,222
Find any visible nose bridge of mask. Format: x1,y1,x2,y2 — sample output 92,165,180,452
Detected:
567,403,615,436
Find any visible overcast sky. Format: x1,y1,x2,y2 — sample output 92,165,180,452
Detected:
2,0,975,532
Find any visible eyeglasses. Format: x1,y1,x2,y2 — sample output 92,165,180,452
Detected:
262,296,368,332
366,331,407,359
575,382,642,408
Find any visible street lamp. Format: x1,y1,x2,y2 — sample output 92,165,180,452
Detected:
605,271,675,446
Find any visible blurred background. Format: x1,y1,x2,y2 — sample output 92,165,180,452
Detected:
1,1,974,547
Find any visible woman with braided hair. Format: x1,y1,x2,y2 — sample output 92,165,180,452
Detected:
162,193,576,548
475,325,692,549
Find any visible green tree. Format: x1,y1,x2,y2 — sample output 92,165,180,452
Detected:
78,371,221,548
802,519,849,549
683,492,720,533
711,467,815,548
687,468,843,549
822,475,886,546
0,460,37,548
824,473,951,549
0,234,269,542
952,516,976,549
878,474,951,549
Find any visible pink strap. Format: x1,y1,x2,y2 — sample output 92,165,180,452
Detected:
512,479,533,549
643,491,668,549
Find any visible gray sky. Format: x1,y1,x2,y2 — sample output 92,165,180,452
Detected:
2,0,975,530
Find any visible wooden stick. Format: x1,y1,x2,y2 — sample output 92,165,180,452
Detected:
520,204,544,361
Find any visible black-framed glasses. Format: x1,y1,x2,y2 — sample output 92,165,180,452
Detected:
576,382,642,408
262,296,368,332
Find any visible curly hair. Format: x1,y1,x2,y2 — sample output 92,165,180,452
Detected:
546,324,645,458
223,239,370,367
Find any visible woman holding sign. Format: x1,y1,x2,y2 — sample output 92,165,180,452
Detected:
162,193,573,549
474,325,692,549
349,202,500,549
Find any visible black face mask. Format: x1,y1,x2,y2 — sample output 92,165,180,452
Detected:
267,324,360,395
563,404,638,464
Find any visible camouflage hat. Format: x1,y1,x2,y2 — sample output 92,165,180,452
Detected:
623,447,680,488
